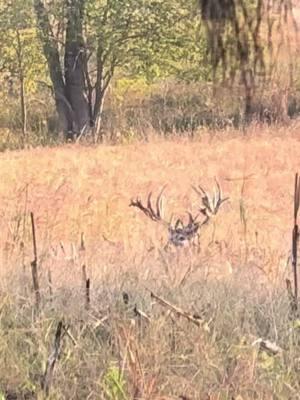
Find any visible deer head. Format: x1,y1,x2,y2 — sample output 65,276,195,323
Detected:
130,180,228,247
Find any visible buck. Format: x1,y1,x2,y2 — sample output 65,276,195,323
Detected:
130,179,228,248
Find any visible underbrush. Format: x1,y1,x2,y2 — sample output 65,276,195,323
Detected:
0,270,299,399
1,79,300,150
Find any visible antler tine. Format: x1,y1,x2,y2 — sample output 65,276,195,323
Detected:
192,185,210,211
211,180,220,212
193,179,228,217
192,184,206,198
130,187,168,224
214,179,222,208
186,211,197,224
147,192,156,220
130,197,152,220
214,178,229,213
132,182,228,248
215,178,221,196
187,211,194,225
156,185,167,220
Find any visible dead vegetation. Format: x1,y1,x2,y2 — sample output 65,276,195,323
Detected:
0,128,300,398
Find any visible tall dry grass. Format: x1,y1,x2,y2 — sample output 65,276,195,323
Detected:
0,127,300,398
1,125,299,278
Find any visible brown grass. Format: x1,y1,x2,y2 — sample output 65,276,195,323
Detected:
1,125,299,279
0,126,300,399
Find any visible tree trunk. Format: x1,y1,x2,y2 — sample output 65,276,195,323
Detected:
16,30,27,139
92,47,113,142
93,94,105,143
34,0,89,140
20,74,27,138
64,0,89,139
242,68,254,124
34,0,71,136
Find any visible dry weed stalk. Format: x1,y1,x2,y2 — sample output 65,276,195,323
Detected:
42,322,76,396
30,212,40,314
80,231,85,251
82,264,90,310
42,321,64,397
118,324,158,399
287,172,300,312
292,173,299,304
47,268,53,302
130,179,228,247
86,278,91,310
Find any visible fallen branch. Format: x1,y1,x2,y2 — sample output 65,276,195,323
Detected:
133,305,151,322
149,290,203,327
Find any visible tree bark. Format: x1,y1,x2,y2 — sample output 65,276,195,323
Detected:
20,74,27,138
34,0,72,135
16,30,27,139
64,0,89,138
34,0,89,139
93,93,105,143
92,45,114,142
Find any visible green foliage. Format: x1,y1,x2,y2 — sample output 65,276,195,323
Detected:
84,0,210,83
103,364,128,400
0,0,47,92
0,0,298,142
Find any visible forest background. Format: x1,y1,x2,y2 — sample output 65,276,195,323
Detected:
0,0,299,149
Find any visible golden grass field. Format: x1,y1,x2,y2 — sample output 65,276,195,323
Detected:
0,6,300,399
1,127,300,399
0,125,299,286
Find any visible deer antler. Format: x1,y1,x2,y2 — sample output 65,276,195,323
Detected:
130,186,167,224
130,188,200,247
130,180,228,248
193,178,229,224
